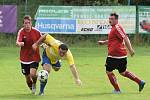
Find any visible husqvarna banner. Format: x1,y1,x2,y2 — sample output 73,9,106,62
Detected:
35,6,136,34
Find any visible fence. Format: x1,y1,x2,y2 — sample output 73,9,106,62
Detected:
0,1,149,46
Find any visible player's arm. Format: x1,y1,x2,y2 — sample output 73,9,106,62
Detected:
34,33,47,45
115,25,135,57
32,33,56,50
16,30,24,47
70,64,82,86
124,36,135,57
97,40,108,45
32,33,48,50
67,50,82,86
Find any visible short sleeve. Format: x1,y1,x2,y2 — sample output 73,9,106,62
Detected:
115,24,127,40
66,49,75,66
44,34,56,45
35,28,42,39
17,28,24,42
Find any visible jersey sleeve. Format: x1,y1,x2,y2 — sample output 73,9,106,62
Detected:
36,30,42,39
44,34,63,49
16,28,23,42
44,34,56,45
115,24,127,40
66,49,75,66
32,28,42,43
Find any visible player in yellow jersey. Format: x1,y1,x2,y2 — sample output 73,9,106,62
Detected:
32,34,82,95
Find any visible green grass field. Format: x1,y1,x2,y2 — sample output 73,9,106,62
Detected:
0,46,149,100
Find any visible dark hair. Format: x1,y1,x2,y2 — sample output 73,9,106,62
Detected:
23,15,32,23
59,44,68,51
110,13,119,19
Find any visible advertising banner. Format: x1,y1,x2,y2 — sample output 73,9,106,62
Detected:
35,19,76,33
139,6,150,34
35,6,136,34
0,5,17,33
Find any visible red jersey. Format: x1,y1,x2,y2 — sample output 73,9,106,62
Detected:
17,27,41,63
108,24,127,58
143,25,150,31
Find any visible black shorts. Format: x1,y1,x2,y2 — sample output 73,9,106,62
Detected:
105,57,127,73
21,62,39,75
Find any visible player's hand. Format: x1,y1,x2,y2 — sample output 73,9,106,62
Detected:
32,43,38,51
75,79,82,86
16,42,24,47
40,43,48,49
130,49,135,57
97,40,106,45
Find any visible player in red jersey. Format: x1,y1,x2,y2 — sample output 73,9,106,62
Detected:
140,20,150,32
98,13,145,93
16,15,42,94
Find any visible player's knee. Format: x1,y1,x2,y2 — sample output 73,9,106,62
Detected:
45,69,50,73
43,64,51,73
30,73,37,78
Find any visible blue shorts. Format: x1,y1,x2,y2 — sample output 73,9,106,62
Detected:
42,50,61,68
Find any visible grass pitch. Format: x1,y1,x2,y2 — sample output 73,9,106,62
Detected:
0,46,149,100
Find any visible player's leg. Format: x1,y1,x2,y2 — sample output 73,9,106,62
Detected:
30,62,39,94
30,62,39,84
106,71,121,92
39,50,51,95
52,60,62,71
120,71,145,92
21,63,33,90
105,57,121,92
39,59,61,95
39,63,51,95
118,58,145,92
25,75,32,90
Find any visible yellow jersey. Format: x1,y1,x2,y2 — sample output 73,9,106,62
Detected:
43,34,74,66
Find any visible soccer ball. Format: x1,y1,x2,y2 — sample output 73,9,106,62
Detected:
38,70,49,82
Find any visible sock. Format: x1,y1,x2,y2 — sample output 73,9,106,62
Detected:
32,76,37,85
107,72,120,91
32,83,36,89
27,80,33,90
40,80,47,93
122,71,141,84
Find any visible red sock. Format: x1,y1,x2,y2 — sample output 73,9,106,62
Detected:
27,81,32,90
107,73,120,91
123,71,141,84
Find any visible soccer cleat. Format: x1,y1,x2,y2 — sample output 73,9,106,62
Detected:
31,84,36,94
112,90,122,94
39,92,44,96
139,80,145,92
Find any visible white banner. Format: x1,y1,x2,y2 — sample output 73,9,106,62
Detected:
35,6,136,34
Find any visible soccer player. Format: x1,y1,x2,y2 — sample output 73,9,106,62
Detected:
16,15,42,94
32,34,82,95
98,13,145,93
140,20,150,32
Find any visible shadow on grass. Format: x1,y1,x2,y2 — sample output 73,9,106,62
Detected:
0,93,42,100
0,92,148,99
62,92,147,98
